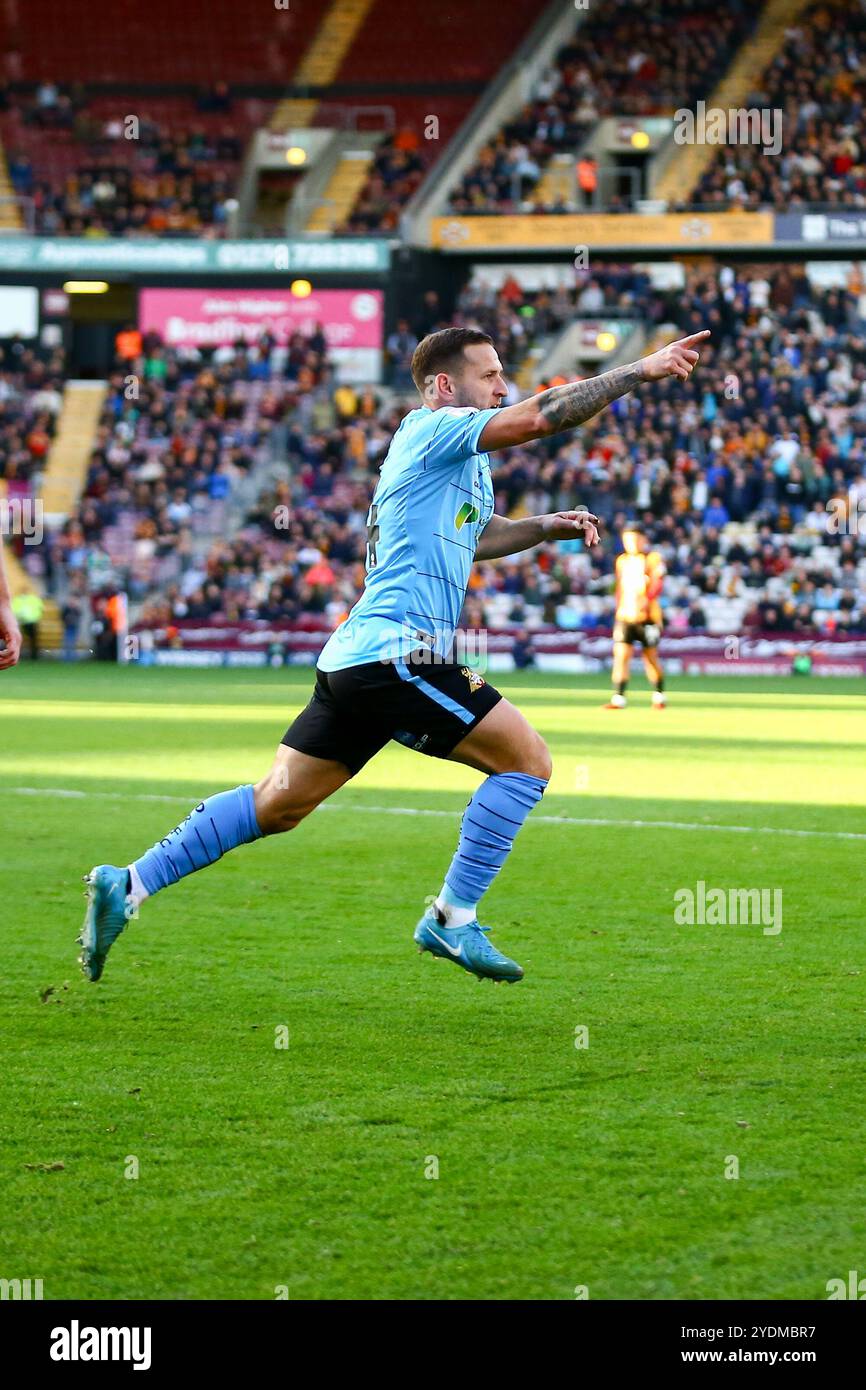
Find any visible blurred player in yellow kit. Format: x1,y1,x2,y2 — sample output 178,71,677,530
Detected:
605,527,666,709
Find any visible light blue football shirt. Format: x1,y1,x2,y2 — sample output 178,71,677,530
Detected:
317,404,499,671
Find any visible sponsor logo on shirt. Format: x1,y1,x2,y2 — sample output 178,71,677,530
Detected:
455,501,481,531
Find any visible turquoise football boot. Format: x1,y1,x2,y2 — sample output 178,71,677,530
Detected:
414,905,524,983
78,865,135,982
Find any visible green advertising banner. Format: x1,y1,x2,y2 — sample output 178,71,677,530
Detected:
0,237,390,276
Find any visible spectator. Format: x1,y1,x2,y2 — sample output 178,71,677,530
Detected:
61,593,82,661
12,589,43,659
386,320,419,390
512,628,536,668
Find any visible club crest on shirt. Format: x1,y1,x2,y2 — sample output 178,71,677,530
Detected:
455,500,481,531
462,666,485,692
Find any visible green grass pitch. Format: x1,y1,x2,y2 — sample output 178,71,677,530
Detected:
1,663,864,1300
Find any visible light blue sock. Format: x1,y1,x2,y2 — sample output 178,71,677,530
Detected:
132,784,263,897
442,771,548,913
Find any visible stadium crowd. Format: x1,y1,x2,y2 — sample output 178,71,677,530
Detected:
2,86,244,236
0,338,65,486
5,1,862,242
451,265,665,380
7,259,865,655
334,132,427,238
448,0,759,215
687,1,866,212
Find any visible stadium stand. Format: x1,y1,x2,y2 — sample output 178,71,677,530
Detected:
686,0,866,211
283,0,543,234
23,260,862,658
0,339,69,650
0,0,315,236
451,265,665,387
0,92,260,237
1,3,863,658
0,0,313,85
653,0,809,212
447,0,764,215
0,0,543,238
0,341,64,477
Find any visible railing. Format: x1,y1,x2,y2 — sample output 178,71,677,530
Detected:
505,163,641,211
307,103,395,135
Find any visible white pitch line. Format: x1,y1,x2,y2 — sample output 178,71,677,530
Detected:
9,785,866,841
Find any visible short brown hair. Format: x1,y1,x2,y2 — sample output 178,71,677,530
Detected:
410,327,494,396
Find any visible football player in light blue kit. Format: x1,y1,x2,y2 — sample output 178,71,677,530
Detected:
316,400,499,673
79,325,709,984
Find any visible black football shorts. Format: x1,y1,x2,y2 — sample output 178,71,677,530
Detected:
614,620,661,649
281,651,503,777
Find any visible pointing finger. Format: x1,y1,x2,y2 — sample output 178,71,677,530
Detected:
675,330,711,348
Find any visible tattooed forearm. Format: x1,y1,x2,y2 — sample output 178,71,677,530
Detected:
536,360,645,434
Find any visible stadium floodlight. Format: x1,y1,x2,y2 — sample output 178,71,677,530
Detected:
62,281,110,294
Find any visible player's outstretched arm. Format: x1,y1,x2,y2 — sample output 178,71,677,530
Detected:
475,509,600,561
477,330,710,453
0,536,22,670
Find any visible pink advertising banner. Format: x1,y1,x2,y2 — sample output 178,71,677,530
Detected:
138,287,383,350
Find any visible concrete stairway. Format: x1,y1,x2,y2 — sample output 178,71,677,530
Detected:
41,381,107,523
270,0,377,133
305,149,375,231
0,134,24,230
532,152,578,210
